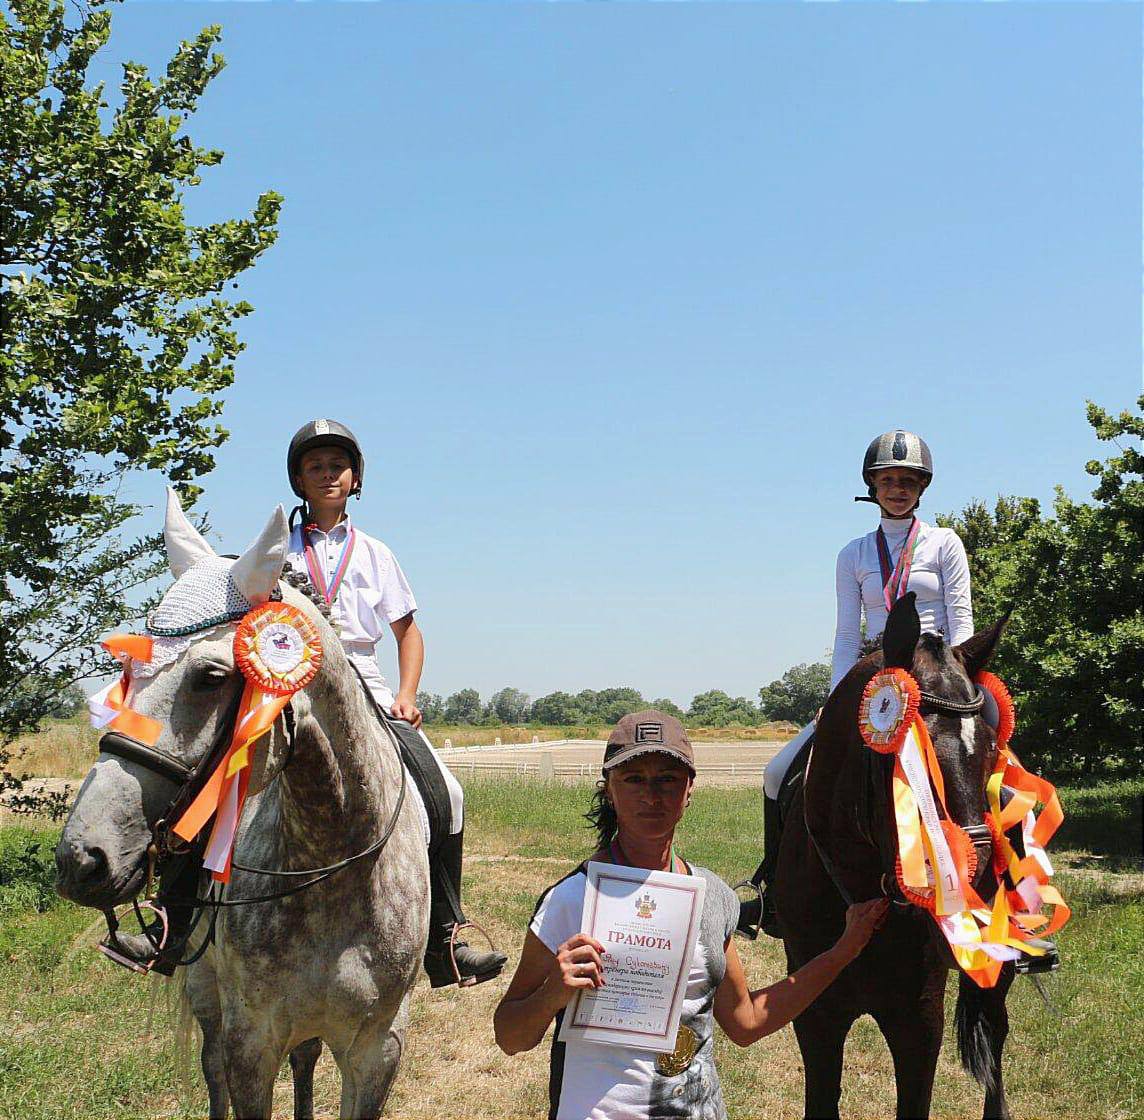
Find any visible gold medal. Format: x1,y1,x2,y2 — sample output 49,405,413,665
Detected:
655,1024,698,1077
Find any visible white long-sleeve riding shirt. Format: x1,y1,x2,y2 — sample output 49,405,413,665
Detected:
830,516,973,690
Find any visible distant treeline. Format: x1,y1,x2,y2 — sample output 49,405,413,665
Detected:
417,661,830,729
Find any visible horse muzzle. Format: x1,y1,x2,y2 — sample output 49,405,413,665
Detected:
55,833,148,908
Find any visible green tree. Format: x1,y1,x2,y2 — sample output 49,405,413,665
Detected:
416,692,445,724
444,689,483,725
488,687,530,724
939,396,1143,777
649,697,685,721
758,661,830,724
687,689,759,728
0,0,280,811
593,687,646,724
530,691,587,725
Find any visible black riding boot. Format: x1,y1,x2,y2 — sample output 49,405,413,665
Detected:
99,854,201,977
423,829,507,989
736,793,782,940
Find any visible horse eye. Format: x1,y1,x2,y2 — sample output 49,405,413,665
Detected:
192,665,233,691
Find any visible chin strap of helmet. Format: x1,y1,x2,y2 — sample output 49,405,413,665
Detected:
854,494,921,516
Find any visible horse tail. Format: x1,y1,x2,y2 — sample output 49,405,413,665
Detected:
954,971,999,1093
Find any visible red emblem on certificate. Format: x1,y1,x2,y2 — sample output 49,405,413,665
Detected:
234,603,323,695
859,668,920,754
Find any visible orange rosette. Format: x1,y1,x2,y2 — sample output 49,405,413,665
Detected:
895,820,978,912
859,668,921,754
975,671,1015,749
234,603,323,696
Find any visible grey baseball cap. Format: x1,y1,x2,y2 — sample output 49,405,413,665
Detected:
602,710,696,775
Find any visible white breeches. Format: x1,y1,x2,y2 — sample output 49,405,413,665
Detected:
345,648,464,834
763,721,816,800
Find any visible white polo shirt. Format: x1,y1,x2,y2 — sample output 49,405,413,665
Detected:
285,517,418,647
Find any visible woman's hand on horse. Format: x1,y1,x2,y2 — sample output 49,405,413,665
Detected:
837,898,889,960
551,933,607,1003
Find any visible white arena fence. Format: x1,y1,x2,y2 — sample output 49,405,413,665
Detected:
447,760,763,779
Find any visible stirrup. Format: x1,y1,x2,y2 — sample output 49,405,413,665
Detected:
733,880,763,941
432,920,505,989
98,902,170,975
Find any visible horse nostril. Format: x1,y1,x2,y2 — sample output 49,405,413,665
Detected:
58,842,110,890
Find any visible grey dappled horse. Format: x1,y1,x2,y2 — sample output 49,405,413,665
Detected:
56,495,429,1119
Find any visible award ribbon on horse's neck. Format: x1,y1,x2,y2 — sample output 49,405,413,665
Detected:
303,522,356,605
876,517,920,612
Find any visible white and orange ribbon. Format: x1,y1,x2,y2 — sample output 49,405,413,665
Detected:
88,635,163,746
859,668,1069,988
172,603,323,881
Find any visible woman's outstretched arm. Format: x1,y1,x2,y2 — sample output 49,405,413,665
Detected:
714,898,888,1046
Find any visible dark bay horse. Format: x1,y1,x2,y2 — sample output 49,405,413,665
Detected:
775,593,1016,1120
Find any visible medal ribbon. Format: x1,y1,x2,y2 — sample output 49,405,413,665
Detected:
303,523,356,604
877,517,921,612
860,670,1070,988
609,839,686,876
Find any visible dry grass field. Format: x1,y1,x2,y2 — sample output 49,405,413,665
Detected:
2,777,1141,1119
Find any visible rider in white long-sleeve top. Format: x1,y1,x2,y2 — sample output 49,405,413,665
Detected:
743,430,962,939
830,513,974,691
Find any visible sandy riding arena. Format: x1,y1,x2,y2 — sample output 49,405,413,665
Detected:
439,739,785,786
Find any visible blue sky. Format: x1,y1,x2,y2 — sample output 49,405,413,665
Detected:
99,2,1140,706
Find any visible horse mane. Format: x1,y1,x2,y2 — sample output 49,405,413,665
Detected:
282,568,333,621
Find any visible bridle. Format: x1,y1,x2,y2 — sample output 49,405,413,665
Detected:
98,661,409,966
807,680,994,909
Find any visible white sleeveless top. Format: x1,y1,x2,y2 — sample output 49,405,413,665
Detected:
830,516,973,690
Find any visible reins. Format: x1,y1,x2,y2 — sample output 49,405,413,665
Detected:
100,658,410,969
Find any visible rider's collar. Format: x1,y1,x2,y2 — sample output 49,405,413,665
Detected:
879,514,917,537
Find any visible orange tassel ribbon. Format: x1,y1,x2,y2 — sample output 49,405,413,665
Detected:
91,606,323,884
859,669,1069,988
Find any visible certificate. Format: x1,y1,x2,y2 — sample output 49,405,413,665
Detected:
558,861,706,1054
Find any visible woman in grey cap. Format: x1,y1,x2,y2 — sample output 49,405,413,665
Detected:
494,709,886,1120
745,429,973,939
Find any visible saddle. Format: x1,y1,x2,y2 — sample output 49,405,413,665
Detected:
777,732,815,827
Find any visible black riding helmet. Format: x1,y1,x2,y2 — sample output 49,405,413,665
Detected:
287,419,365,499
856,430,933,506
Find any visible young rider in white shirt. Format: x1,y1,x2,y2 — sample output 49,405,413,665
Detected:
285,420,506,989
105,421,507,986
743,430,971,938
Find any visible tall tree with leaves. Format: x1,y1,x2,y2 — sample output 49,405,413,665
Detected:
939,396,1143,777
758,660,830,725
0,0,280,810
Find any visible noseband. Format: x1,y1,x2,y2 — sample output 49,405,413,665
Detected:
97,683,251,857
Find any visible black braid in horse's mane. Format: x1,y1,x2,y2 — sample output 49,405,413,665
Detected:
282,568,333,621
